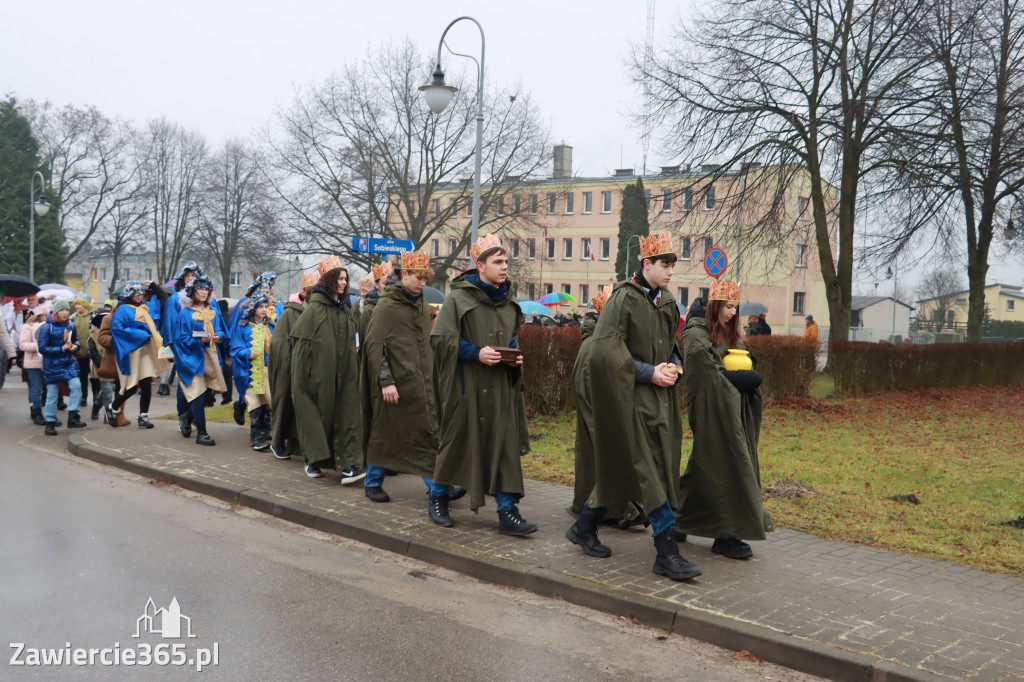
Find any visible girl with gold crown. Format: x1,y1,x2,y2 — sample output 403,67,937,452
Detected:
231,292,274,452
675,276,773,560
173,276,229,446
268,271,317,460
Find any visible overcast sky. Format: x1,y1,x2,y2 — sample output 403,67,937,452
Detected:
2,0,1019,292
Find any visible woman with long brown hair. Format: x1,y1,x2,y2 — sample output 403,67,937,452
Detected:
675,280,773,560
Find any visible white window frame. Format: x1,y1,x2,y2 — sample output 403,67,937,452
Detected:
230,272,241,286
530,194,538,215
793,291,805,315
563,238,573,260
546,238,555,260
601,191,611,213
705,185,715,210
548,193,557,214
497,197,505,216
703,236,714,254
527,238,536,260
562,283,571,294
581,237,592,261
1008,299,1016,312
583,192,592,214
795,244,807,268
600,237,610,260
662,189,671,212
431,239,439,257
513,195,521,214
565,192,574,215
680,236,691,260
683,188,692,212
580,284,589,302
448,239,457,256
510,239,520,260
544,283,554,295
797,196,809,220
678,287,689,306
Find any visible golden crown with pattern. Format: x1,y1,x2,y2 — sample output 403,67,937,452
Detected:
401,251,431,271
301,272,318,289
709,279,741,302
470,233,503,263
371,261,393,281
639,232,674,259
591,285,614,313
317,254,343,276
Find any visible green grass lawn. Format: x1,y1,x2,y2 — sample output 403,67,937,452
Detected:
525,383,1024,577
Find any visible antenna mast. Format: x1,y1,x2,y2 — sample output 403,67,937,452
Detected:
641,0,655,176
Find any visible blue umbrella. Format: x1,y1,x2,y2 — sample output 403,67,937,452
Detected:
519,300,552,316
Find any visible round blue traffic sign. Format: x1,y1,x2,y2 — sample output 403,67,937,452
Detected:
703,248,728,278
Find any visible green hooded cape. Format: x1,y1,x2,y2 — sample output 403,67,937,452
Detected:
676,316,773,540
270,301,304,454
580,280,683,515
360,284,439,477
430,271,530,510
289,291,361,471
358,289,379,344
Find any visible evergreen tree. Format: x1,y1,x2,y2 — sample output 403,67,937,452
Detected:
613,178,650,281
0,97,65,282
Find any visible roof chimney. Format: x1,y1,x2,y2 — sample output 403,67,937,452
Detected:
613,168,635,177
553,144,573,178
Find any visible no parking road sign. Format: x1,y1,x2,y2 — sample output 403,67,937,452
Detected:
703,247,728,278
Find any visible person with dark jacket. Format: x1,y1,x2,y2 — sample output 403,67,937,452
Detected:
39,300,87,435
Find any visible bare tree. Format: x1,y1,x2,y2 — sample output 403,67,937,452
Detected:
138,119,207,282
881,0,1024,341
195,140,280,297
634,0,930,343
262,39,551,274
916,267,965,331
25,101,142,267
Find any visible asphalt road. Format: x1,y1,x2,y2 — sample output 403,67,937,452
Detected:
0,381,819,681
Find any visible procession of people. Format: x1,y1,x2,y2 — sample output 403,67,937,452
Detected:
6,231,771,580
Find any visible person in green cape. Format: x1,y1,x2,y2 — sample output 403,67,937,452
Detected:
359,251,465,515
290,255,364,484
269,272,316,461
676,278,773,559
565,232,701,581
357,260,393,347
430,234,535,535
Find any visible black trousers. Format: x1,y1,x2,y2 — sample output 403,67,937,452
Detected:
112,377,152,414
77,357,101,405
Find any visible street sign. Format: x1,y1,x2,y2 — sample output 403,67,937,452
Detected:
351,237,416,255
703,247,728,278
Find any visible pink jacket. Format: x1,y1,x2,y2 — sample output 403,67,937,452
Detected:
19,322,43,369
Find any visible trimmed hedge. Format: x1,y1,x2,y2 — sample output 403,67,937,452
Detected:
830,341,1024,395
743,336,819,400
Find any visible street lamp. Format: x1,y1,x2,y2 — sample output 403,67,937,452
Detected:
29,171,50,282
420,16,485,245
886,260,898,341
624,234,643,279
1006,195,1021,241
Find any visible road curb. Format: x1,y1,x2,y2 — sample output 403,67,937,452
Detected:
67,436,947,682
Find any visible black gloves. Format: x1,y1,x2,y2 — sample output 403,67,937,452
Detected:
722,369,762,393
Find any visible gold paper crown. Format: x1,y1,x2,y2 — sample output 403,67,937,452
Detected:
301,272,318,289
709,279,741,302
470,233,503,263
639,232,674,259
371,261,393,281
401,251,431,271
591,285,613,313
317,254,343,276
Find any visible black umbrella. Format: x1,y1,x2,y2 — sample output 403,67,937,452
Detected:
739,302,769,317
0,274,40,298
423,286,446,305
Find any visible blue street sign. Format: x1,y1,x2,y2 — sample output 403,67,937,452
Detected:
351,237,416,255
703,247,728,278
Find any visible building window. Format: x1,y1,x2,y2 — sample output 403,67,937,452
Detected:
546,238,555,260
433,198,440,216
510,239,520,259
703,236,714,254
544,283,553,295
699,287,710,300
548,193,557,213
100,267,107,281
705,185,715,210
1008,299,1016,312
795,244,807,267
793,291,805,315
431,239,439,258
662,189,671,212
580,284,589,302
527,238,536,260
230,272,241,286
145,268,153,280
797,196,809,220
527,283,535,299
449,198,457,216
410,200,417,216
565,192,574,214
583,192,592,214
448,239,457,256
121,268,130,281
680,237,691,260
678,287,689,306
465,244,471,258
465,200,473,217
497,197,505,216
683,188,692,211
530,194,538,215
563,238,573,259
600,238,610,260
562,283,571,294
513,195,521,214
602,191,611,213
644,189,652,209
581,237,592,260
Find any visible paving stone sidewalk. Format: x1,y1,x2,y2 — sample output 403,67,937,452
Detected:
67,420,1024,682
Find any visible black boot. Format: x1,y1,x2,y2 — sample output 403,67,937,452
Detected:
712,537,753,560
234,400,246,425
251,409,270,451
566,507,611,558
45,422,58,436
31,407,46,426
365,486,391,503
67,411,87,429
497,505,537,536
195,430,215,446
652,529,701,581
137,413,154,429
249,411,260,446
156,383,170,396
178,412,193,438
428,494,453,527
90,403,101,421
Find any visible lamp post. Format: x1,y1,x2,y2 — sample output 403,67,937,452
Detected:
886,260,898,341
1006,195,1021,241
624,233,643,280
29,171,50,282
420,16,485,245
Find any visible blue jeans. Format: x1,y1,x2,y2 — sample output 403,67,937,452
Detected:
422,477,450,498
494,491,517,512
45,378,82,422
178,385,208,430
586,500,674,536
364,467,452,498
26,368,43,410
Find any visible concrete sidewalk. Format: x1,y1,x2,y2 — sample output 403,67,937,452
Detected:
65,418,1023,682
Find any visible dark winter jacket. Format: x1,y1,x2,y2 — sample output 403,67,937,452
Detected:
38,315,80,385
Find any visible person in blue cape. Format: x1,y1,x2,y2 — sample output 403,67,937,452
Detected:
173,276,228,446
230,293,273,451
156,260,203,396
228,271,283,423
104,281,169,429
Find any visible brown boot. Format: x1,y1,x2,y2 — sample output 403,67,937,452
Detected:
116,410,131,427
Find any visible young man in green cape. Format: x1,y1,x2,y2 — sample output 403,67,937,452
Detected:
268,272,316,461
430,234,535,535
565,232,701,581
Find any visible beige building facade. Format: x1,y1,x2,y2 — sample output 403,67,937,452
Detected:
917,283,1024,330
